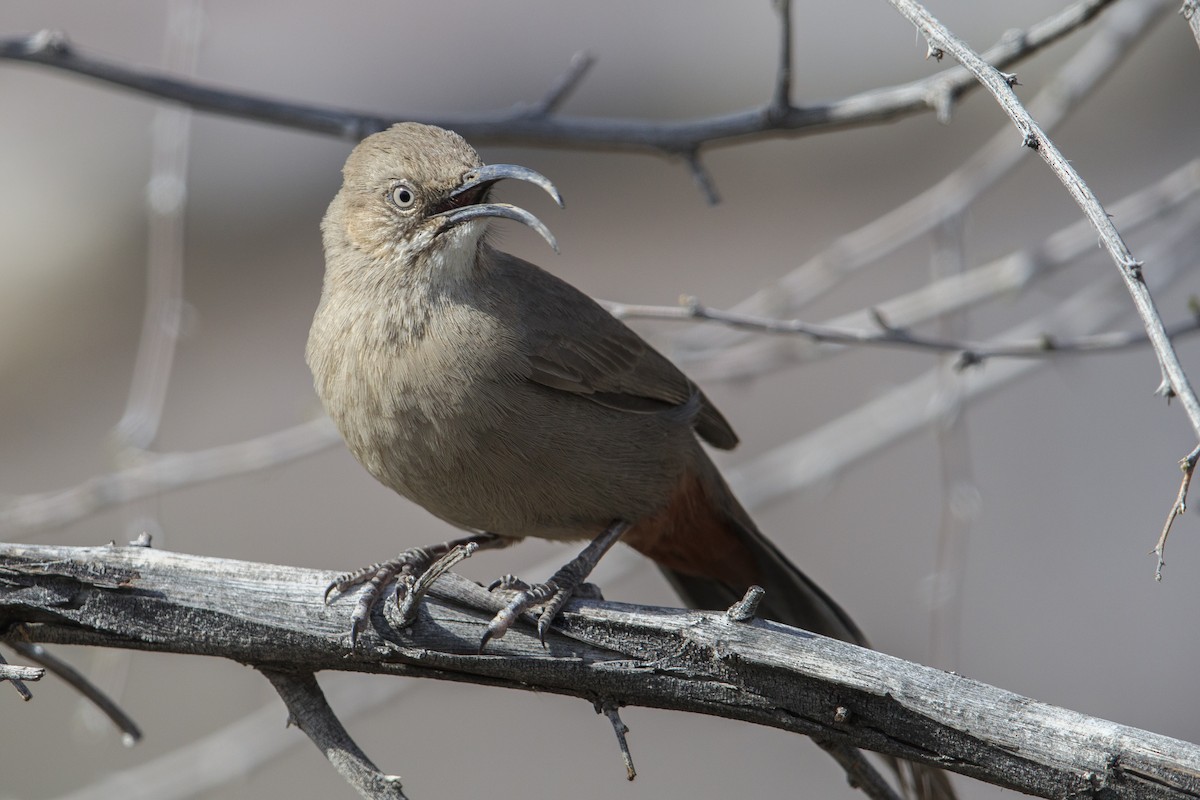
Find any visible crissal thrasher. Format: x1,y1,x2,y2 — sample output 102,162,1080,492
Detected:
306,122,955,800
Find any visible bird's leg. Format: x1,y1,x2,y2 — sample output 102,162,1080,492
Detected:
325,532,510,647
481,520,630,650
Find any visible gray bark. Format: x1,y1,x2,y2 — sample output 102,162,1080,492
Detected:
2,541,1199,798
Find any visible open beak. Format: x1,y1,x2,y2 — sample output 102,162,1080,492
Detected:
432,163,564,253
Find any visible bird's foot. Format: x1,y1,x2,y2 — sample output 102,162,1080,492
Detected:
325,532,504,648
482,577,572,650
479,520,629,651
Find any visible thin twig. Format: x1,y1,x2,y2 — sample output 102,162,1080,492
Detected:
888,0,1200,438
771,0,794,118
682,156,1200,380
0,649,43,699
606,298,1200,364
0,0,1118,156
815,741,904,800
8,640,142,743
113,0,202,451
677,0,1170,356
728,205,1200,510
596,701,637,781
0,416,339,536
524,50,595,117
685,151,720,205
260,669,407,800
928,215,974,670
1154,443,1200,579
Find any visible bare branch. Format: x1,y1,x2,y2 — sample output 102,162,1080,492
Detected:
888,0,1200,448
609,297,1200,365
5,542,1200,799
5,640,143,743
0,0,1119,156
681,156,1200,380
677,0,1171,357
50,678,405,800
260,669,407,800
728,203,1200,510
0,417,338,536
113,0,202,451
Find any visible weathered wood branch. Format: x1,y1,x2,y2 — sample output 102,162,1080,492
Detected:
2,541,1198,799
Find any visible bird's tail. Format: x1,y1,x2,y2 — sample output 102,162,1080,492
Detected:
623,456,956,800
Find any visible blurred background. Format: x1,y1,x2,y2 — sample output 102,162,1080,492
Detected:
2,1,1199,798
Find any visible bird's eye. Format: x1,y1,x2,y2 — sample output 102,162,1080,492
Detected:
390,184,416,209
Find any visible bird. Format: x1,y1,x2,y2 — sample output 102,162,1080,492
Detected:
306,122,954,800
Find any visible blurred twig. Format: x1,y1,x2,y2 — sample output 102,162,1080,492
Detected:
680,158,1200,379
114,0,202,452
678,0,1171,356
6,640,142,743
729,203,1200,510
0,0,1117,199
0,417,339,536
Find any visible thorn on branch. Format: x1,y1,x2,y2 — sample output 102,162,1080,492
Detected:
930,87,955,124
679,294,702,315
24,29,71,56
725,586,765,622
684,152,721,205
869,307,898,333
953,351,983,372
925,42,945,62
1000,70,1019,87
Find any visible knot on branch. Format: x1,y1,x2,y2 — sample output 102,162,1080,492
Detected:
24,30,71,57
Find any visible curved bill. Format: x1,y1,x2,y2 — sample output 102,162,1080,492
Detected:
437,203,559,253
450,163,564,208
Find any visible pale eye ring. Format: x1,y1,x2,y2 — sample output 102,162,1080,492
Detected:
390,184,417,209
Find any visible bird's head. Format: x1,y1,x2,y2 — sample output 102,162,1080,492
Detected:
328,122,562,267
